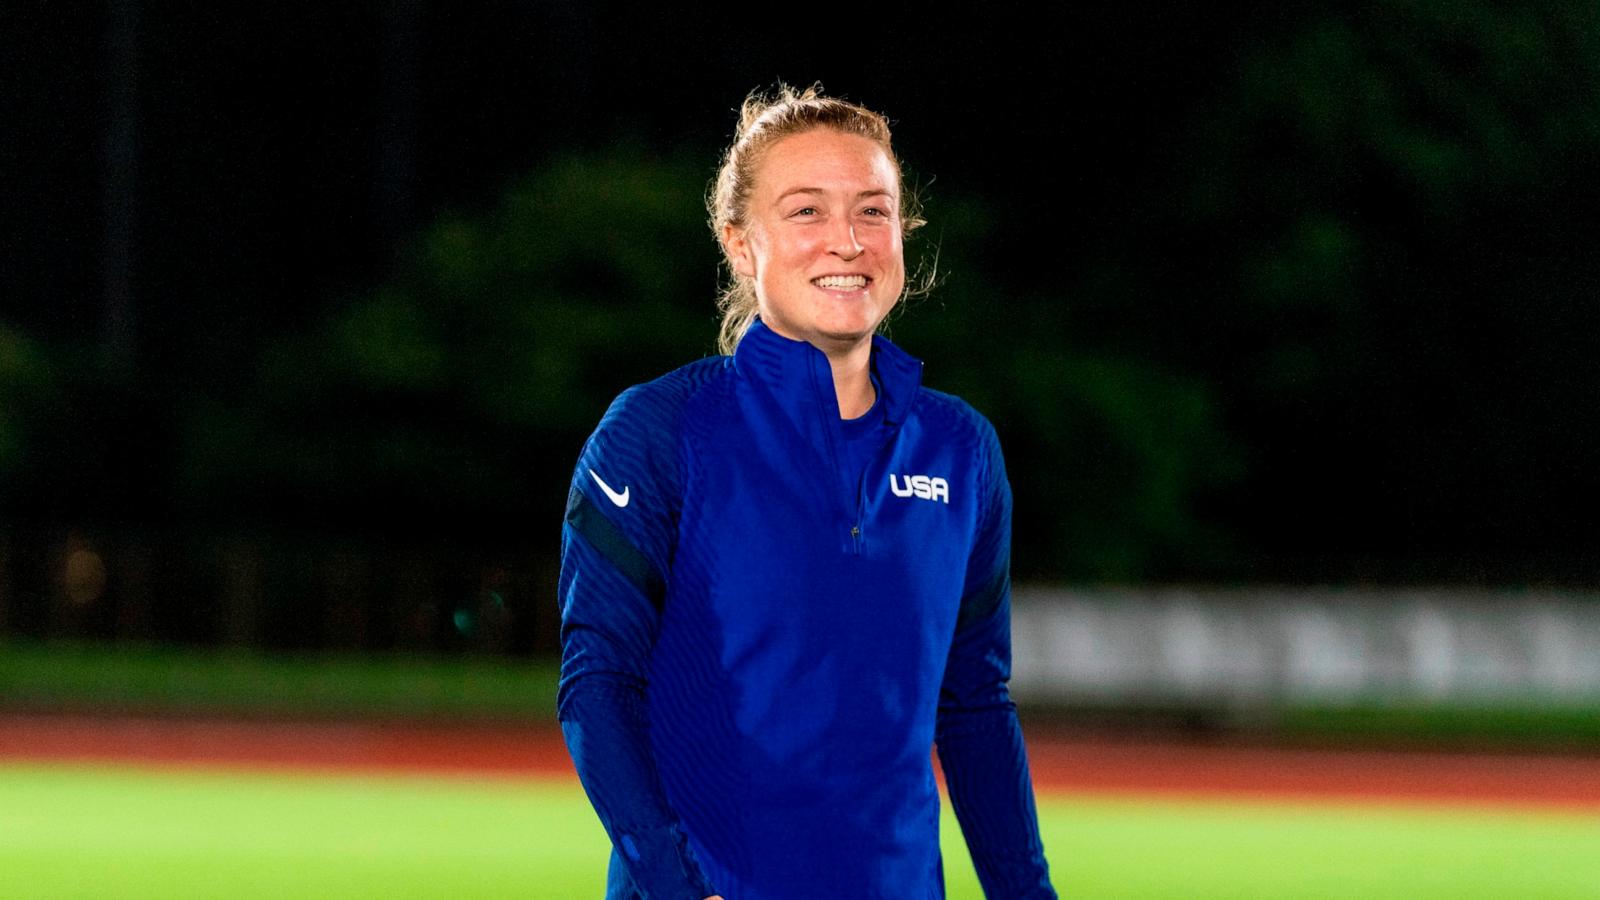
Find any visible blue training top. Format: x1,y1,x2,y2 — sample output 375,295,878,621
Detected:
558,319,1056,900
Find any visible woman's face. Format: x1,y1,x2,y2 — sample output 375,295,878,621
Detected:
723,129,906,356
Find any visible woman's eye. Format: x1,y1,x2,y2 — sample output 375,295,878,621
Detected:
862,207,887,217
792,207,817,217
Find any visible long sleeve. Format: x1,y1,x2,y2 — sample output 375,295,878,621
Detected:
558,386,717,900
935,422,1057,899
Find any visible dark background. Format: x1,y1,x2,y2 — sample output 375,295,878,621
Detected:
3,2,1597,653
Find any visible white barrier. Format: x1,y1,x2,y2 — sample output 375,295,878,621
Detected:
1010,587,1600,706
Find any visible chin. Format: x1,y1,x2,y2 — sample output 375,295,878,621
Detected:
812,322,877,349
763,306,881,350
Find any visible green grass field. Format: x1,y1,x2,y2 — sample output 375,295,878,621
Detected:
2,763,1595,899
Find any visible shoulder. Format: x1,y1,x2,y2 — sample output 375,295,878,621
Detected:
909,386,1001,452
575,357,728,510
595,355,729,437
909,386,1009,500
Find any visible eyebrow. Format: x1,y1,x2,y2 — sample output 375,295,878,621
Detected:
775,187,894,203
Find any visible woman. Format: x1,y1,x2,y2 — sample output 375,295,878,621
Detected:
559,85,1057,900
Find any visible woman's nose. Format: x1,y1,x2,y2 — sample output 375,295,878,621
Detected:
827,219,864,259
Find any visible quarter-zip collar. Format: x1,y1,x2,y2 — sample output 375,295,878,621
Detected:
732,318,924,426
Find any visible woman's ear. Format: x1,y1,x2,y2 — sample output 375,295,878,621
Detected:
722,222,756,279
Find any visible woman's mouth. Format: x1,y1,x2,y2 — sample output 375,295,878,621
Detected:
811,274,870,291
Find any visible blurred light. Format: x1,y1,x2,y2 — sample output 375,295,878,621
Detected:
453,608,475,635
64,548,108,606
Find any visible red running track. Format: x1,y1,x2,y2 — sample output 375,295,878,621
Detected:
2,714,1597,812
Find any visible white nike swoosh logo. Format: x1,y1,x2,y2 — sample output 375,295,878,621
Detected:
588,469,630,508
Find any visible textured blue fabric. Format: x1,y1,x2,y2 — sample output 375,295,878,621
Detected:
835,372,890,504
559,319,1055,899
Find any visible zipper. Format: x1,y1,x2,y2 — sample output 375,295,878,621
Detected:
848,424,899,555
815,357,892,556
841,439,864,554
813,356,867,555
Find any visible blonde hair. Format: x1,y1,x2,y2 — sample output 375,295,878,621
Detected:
709,84,927,355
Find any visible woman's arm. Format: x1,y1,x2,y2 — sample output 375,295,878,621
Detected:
934,421,1057,900
558,386,718,900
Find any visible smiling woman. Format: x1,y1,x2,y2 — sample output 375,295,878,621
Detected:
723,127,908,416
556,84,1056,900
719,129,905,418
709,88,925,340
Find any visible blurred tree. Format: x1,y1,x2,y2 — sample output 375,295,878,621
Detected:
1092,0,1600,576
178,149,720,535
0,323,58,490
176,148,1239,579
168,0,1600,582
892,195,1240,580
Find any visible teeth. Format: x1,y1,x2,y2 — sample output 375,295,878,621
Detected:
813,275,868,289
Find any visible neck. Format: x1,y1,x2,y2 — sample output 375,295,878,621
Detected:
825,338,876,419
